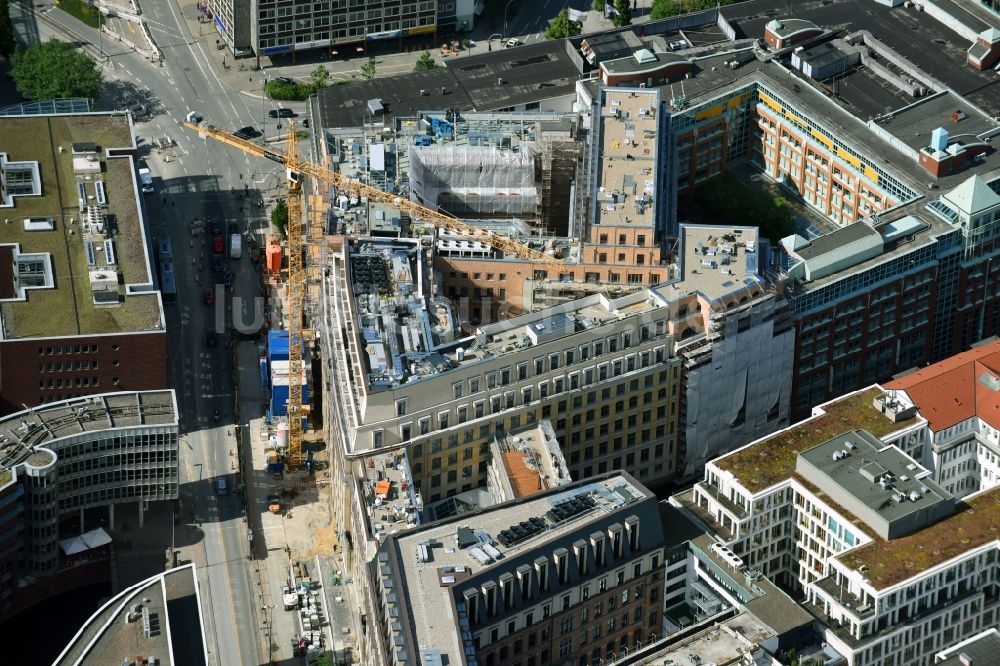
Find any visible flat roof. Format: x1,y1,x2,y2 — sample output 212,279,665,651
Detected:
315,69,474,129
601,50,690,76
766,18,821,39
937,628,1000,666
837,484,1000,590
497,420,570,499
724,0,1000,116
594,88,658,229
796,429,953,537
875,90,1000,153
650,612,774,666
54,564,205,666
0,114,162,339
445,40,581,110
665,224,764,302
0,390,177,486
714,387,919,494
793,222,881,261
385,472,658,664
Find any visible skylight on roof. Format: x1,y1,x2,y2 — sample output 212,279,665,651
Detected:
978,371,1000,392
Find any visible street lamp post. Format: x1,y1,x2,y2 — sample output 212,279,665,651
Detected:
502,0,516,42
259,72,268,141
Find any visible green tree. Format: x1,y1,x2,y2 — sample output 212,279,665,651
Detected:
271,199,288,237
313,656,334,666
650,0,678,20
360,56,377,81
612,0,632,27
11,40,102,100
0,0,16,59
310,64,330,89
544,9,582,40
593,0,606,12
414,51,438,72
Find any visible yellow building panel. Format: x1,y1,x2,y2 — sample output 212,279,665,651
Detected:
696,103,724,121
863,165,879,183
759,92,781,113
837,147,861,169
810,129,834,151
784,111,806,127
727,94,749,109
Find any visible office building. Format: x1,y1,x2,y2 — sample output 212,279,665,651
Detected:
53,563,207,666
207,0,476,60
674,382,1000,666
0,112,169,415
0,391,179,620
368,472,666,666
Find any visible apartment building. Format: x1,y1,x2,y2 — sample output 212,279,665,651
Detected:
0,391,179,620
0,113,169,416
887,339,1000,497
674,383,1000,666
368,472,667,666
208,0,475,60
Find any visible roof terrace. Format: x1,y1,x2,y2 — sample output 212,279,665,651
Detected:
714,387,920,494
594,88,658,229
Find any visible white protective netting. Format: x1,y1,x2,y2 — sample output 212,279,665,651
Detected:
408,144,538,216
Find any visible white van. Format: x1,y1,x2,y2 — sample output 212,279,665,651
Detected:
138,167,153,194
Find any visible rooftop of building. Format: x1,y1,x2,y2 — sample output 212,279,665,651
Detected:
714,387,920,494
54,564,206,666
0,114,162,339
578,30,645,59
0,390,177,487
495,420,571,499
887,338,1000,431
936,628,1000,666
662,224,763,303
444,39,582,111
837,483,1000,590
648,612,775,666
316,69,475,129
600,49,690,76
875,90,1000,153
384,472,657,664
796,429,953,537
765,18,822,39
594,88,658,229
725,0,1000,116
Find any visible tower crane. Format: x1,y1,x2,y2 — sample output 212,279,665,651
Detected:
183,119,566,468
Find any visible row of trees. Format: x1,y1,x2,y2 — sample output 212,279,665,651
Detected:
651,0,739,21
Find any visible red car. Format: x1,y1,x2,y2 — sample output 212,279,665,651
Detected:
213,235,224,253
203,289,215,305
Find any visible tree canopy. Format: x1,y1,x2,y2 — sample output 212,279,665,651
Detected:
11,40,102,100
414,51,438,72
612,0,632,27
544,9,583,40
652,0,739,20
310,64,330,89
271,199,288,237
691,175,796,243
360,56,377,81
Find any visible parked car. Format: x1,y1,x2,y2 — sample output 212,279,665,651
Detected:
504,38,520,49
203,289,215,305
205,330,218,347
268,495,282,513
268,108,296,118
234,126,262,139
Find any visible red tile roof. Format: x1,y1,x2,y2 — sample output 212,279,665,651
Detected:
887,341,1000,431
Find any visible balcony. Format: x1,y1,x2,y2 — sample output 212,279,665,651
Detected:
696,481,748,519
812,575,875,620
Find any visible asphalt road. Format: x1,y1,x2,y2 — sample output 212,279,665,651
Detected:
31,2,292,664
